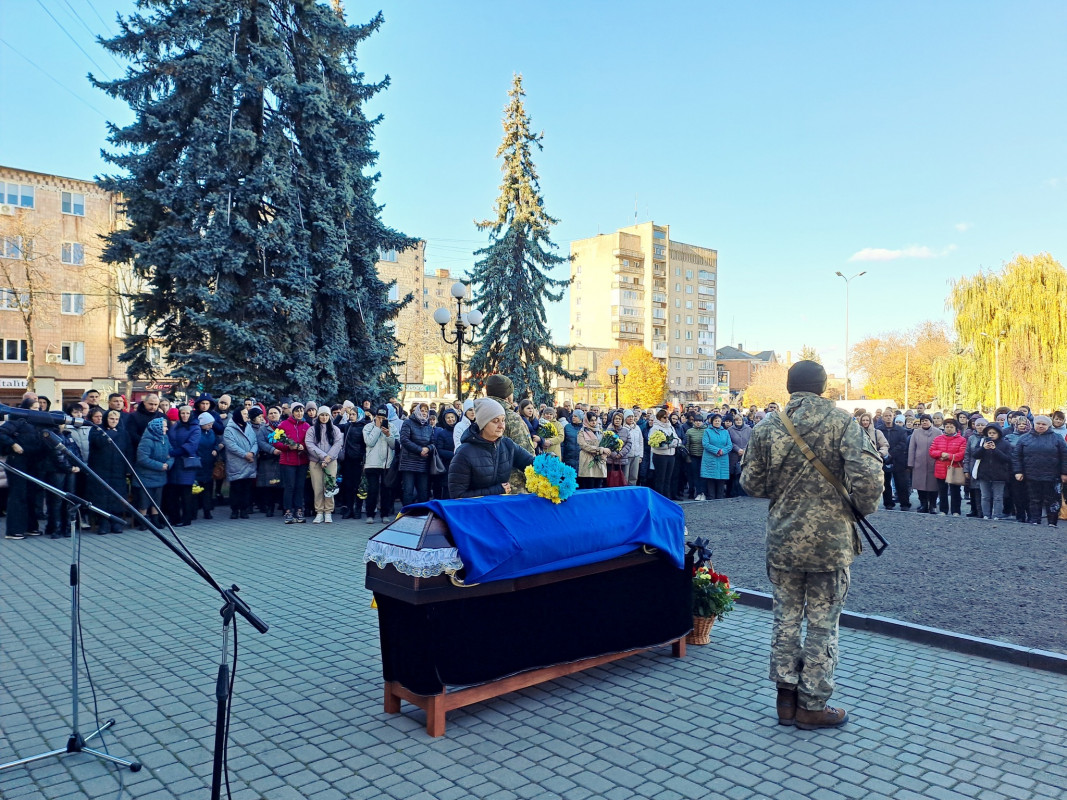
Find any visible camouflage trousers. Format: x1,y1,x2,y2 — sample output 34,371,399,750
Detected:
768,566,850,710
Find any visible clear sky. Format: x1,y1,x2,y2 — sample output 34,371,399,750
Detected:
3,1,1066,380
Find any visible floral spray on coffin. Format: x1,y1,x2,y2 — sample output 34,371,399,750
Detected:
686,537,740,645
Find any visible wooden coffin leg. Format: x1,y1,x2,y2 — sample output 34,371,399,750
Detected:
672,637,686,658
426,689,447,737
383,682,401,714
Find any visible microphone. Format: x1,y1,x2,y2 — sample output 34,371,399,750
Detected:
0,403,86,427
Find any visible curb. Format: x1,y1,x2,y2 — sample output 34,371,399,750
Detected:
735,588,1067,675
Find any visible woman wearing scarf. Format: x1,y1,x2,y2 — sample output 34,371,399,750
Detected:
224,407,258,520
432,408,459,499
398,401,433,507
88,409,132,534
604,410,633,488
254,406,283,517
648,409,678,499
577,410,610,490
166,405,202,527
623,409,644,486
538,406,565,459
135,417,173,529
727,413,752,498
700,414,733,499
907,414,941,513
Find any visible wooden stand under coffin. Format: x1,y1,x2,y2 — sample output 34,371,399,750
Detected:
365,510,692,736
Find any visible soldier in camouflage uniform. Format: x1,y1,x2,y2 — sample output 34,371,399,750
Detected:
740,361,883,730
485,374,535,493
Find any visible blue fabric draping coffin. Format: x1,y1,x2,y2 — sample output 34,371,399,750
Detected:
403,486,685,584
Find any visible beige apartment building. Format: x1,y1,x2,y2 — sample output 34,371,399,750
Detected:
570,222,718,402
0,165,126,406
376,242,469,398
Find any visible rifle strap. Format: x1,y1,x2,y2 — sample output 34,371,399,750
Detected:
778,410,851,504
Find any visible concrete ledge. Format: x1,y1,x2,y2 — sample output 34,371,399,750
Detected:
735,588,1067,675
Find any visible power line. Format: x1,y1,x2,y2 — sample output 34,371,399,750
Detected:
34,0,113,81
58,0,125,72
0,37,108,119
83,0,113,32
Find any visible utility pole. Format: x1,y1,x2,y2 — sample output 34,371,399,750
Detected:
834,271,866,401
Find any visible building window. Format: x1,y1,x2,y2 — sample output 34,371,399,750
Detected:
576,297,582,306
60,341,85,365
686,284,693,294
686,330,693,340
1,236,28,260
686,301,693,309
674,314,680,323
654,245,666,258
387,285,399,302
674,346,681,354
435,289,443,297
0,288,28,310
699,270,715,281
423,301,428,308
674,283,681,292
686,270,693,280
686,315,693,325
378,248,398,262
60,292,86,315
674,330,680,340
653,229,666,240
576,329,581,338
576,264,582,275
61,242,85,266
575,313,581,322
687,360,694,369
674,267,681,276
62,192,85,216
2,339,28,362
3,183,34,209
148,346,163,364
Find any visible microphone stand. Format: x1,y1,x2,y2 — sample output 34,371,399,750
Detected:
0,420,269,800
0,459,141,773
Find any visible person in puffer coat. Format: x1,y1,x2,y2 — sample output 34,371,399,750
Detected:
223,408,258,519
561,411,582,473
432,408,459,500
398,402,433,507
166,405,201,527
194,412,218,519
700,414,733,499
883,415,912,510
1012,414,1067,526
88,410,132,533
135,417,173,527
447,399,535,499
973,423,1013,520
727,414,752,498
928,419,967,516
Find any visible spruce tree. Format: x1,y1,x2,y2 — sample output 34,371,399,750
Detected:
466,74,582,404
93,0,411,401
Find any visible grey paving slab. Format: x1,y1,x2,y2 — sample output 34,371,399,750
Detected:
2,514,1065,800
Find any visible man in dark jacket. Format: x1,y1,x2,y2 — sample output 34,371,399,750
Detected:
883,415,912,510
0,398,49,538
448,399,535,499
1012,415,1067,526
125,393,164,448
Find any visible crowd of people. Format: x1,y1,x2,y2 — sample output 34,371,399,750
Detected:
1,379,1064,540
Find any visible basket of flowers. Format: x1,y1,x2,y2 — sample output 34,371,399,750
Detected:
686,537,740,645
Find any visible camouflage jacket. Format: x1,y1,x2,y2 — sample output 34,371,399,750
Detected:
488,393,535,492
740,392,883,572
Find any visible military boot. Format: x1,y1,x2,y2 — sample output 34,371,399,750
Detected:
776,685,797,726
795,705,848,730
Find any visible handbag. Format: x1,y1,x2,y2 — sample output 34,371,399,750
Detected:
945,465,966,485
1059,494,1067,521
183,456,202,470
606,464,627,487
428,446,446,476
778,411,888,556
212,459,226,482
675,444,691,463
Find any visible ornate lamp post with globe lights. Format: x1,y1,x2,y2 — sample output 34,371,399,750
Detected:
606,359,629,408
433,282,483,399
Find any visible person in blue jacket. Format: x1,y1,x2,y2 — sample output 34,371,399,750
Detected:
194,412,218,519
700,414,734,499
135,417,174,528
166,405,202,527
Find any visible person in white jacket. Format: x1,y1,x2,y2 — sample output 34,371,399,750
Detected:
453,398,476,452
362,406,398,525
648,408,679,499
623,409,644,486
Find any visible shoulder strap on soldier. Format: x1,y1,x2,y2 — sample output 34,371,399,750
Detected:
778,409,850,502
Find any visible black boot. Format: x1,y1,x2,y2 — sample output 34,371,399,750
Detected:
230,510,239,520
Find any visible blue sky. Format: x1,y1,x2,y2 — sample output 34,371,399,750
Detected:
3,1,1065,379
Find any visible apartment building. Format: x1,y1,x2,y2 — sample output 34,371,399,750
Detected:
569,222,718,402
376,242,469,397
0,165,125,406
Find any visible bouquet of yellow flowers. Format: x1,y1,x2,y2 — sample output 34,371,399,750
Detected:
191,482,204,495
537,419,562,441
591,430,624,467
270,427,297,448
524,454,578,504
648,429,674,449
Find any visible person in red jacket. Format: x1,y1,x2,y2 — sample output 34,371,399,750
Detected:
273,402,310,524
929,418,967,516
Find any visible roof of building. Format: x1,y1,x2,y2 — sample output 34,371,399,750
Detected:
716,346,777,362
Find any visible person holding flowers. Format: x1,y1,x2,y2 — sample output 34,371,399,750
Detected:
604,410,633,487
447,398,535,499
577,411,611,489
255,406,283,517
537,407,565,459
648,408,679,499
700,413,733,499
306,407,343,523
274,402,310,524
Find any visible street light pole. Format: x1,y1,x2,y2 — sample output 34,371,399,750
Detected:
606,359,629,408
433,282,483,400
834,270,866,401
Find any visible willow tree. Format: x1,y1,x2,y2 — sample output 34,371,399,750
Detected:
934,253,1067,409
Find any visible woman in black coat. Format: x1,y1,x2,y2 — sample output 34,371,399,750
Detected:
88,409,132,533
432,408,458,500
973,424,1012,520
447,399,535,499
398,402,433,507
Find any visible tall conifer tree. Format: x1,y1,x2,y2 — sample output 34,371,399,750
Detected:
467,75,581,403
93,0,411,400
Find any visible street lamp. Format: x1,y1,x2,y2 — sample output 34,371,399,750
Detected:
979,331,1005,409
434,282,483,399
834,270,866,400
606,358,629,408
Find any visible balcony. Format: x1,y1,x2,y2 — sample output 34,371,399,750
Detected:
652,343,668,358
617,330,643,341
613,248,644,261
612,282,644,291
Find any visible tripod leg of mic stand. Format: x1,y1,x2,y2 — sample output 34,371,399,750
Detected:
211,616,233,800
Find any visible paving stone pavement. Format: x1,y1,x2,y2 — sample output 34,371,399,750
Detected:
2,514,1065,800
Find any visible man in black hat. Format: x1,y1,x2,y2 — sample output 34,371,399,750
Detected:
740,361,882,730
